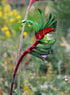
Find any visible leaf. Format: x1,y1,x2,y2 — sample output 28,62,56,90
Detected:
38,8,44,30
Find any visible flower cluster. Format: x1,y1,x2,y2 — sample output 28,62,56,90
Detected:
10,8,57,95
22,9,57,60
0,0,27,39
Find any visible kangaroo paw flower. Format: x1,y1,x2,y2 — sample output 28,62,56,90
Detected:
10,9,57,95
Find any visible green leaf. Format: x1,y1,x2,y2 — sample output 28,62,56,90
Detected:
38,8,44,30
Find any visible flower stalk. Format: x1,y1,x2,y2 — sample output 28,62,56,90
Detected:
10,41,39,95
17,3,31,95
19,0,40,53
10,8,57,95
18,0,40,94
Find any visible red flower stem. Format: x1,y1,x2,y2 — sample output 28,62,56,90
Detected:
10,41,39,95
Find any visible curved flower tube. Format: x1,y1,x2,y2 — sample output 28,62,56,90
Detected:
38,8,44,30
29,0,40,7
10,9,57,95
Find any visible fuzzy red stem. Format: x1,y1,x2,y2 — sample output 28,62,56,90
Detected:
10,41,39,95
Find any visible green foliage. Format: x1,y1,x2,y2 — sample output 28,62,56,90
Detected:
48,0,70,36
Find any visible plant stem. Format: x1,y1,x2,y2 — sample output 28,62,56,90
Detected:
17,3,32,95
19,3,31,53
10,50,28,95
10,41,39,95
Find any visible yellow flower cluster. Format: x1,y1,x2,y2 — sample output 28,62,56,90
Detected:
1,25,8,31
23,32,27,36
22,86,32,95
16,15,21,19
10,18,15,23
0,11,2,17
5,31,11,38
1,25,11,38
23,86,30,91
0,0,26,39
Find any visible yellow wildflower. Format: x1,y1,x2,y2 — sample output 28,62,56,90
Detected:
9,11,13,16
6,5,11,9
13,9,18,16
4,25,8,30
4,4,11,12
3,9,7,13
5,31,11,38
1,25,8,31
23,32,27,36
24,86,30,91
0,11,2,17
16,15,21,19
10,18,15,23
4,5,11,13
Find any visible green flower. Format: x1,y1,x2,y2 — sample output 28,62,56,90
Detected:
22,9,57,40
22,9,57,60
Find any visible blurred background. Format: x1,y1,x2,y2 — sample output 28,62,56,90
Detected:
0,0,70,95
